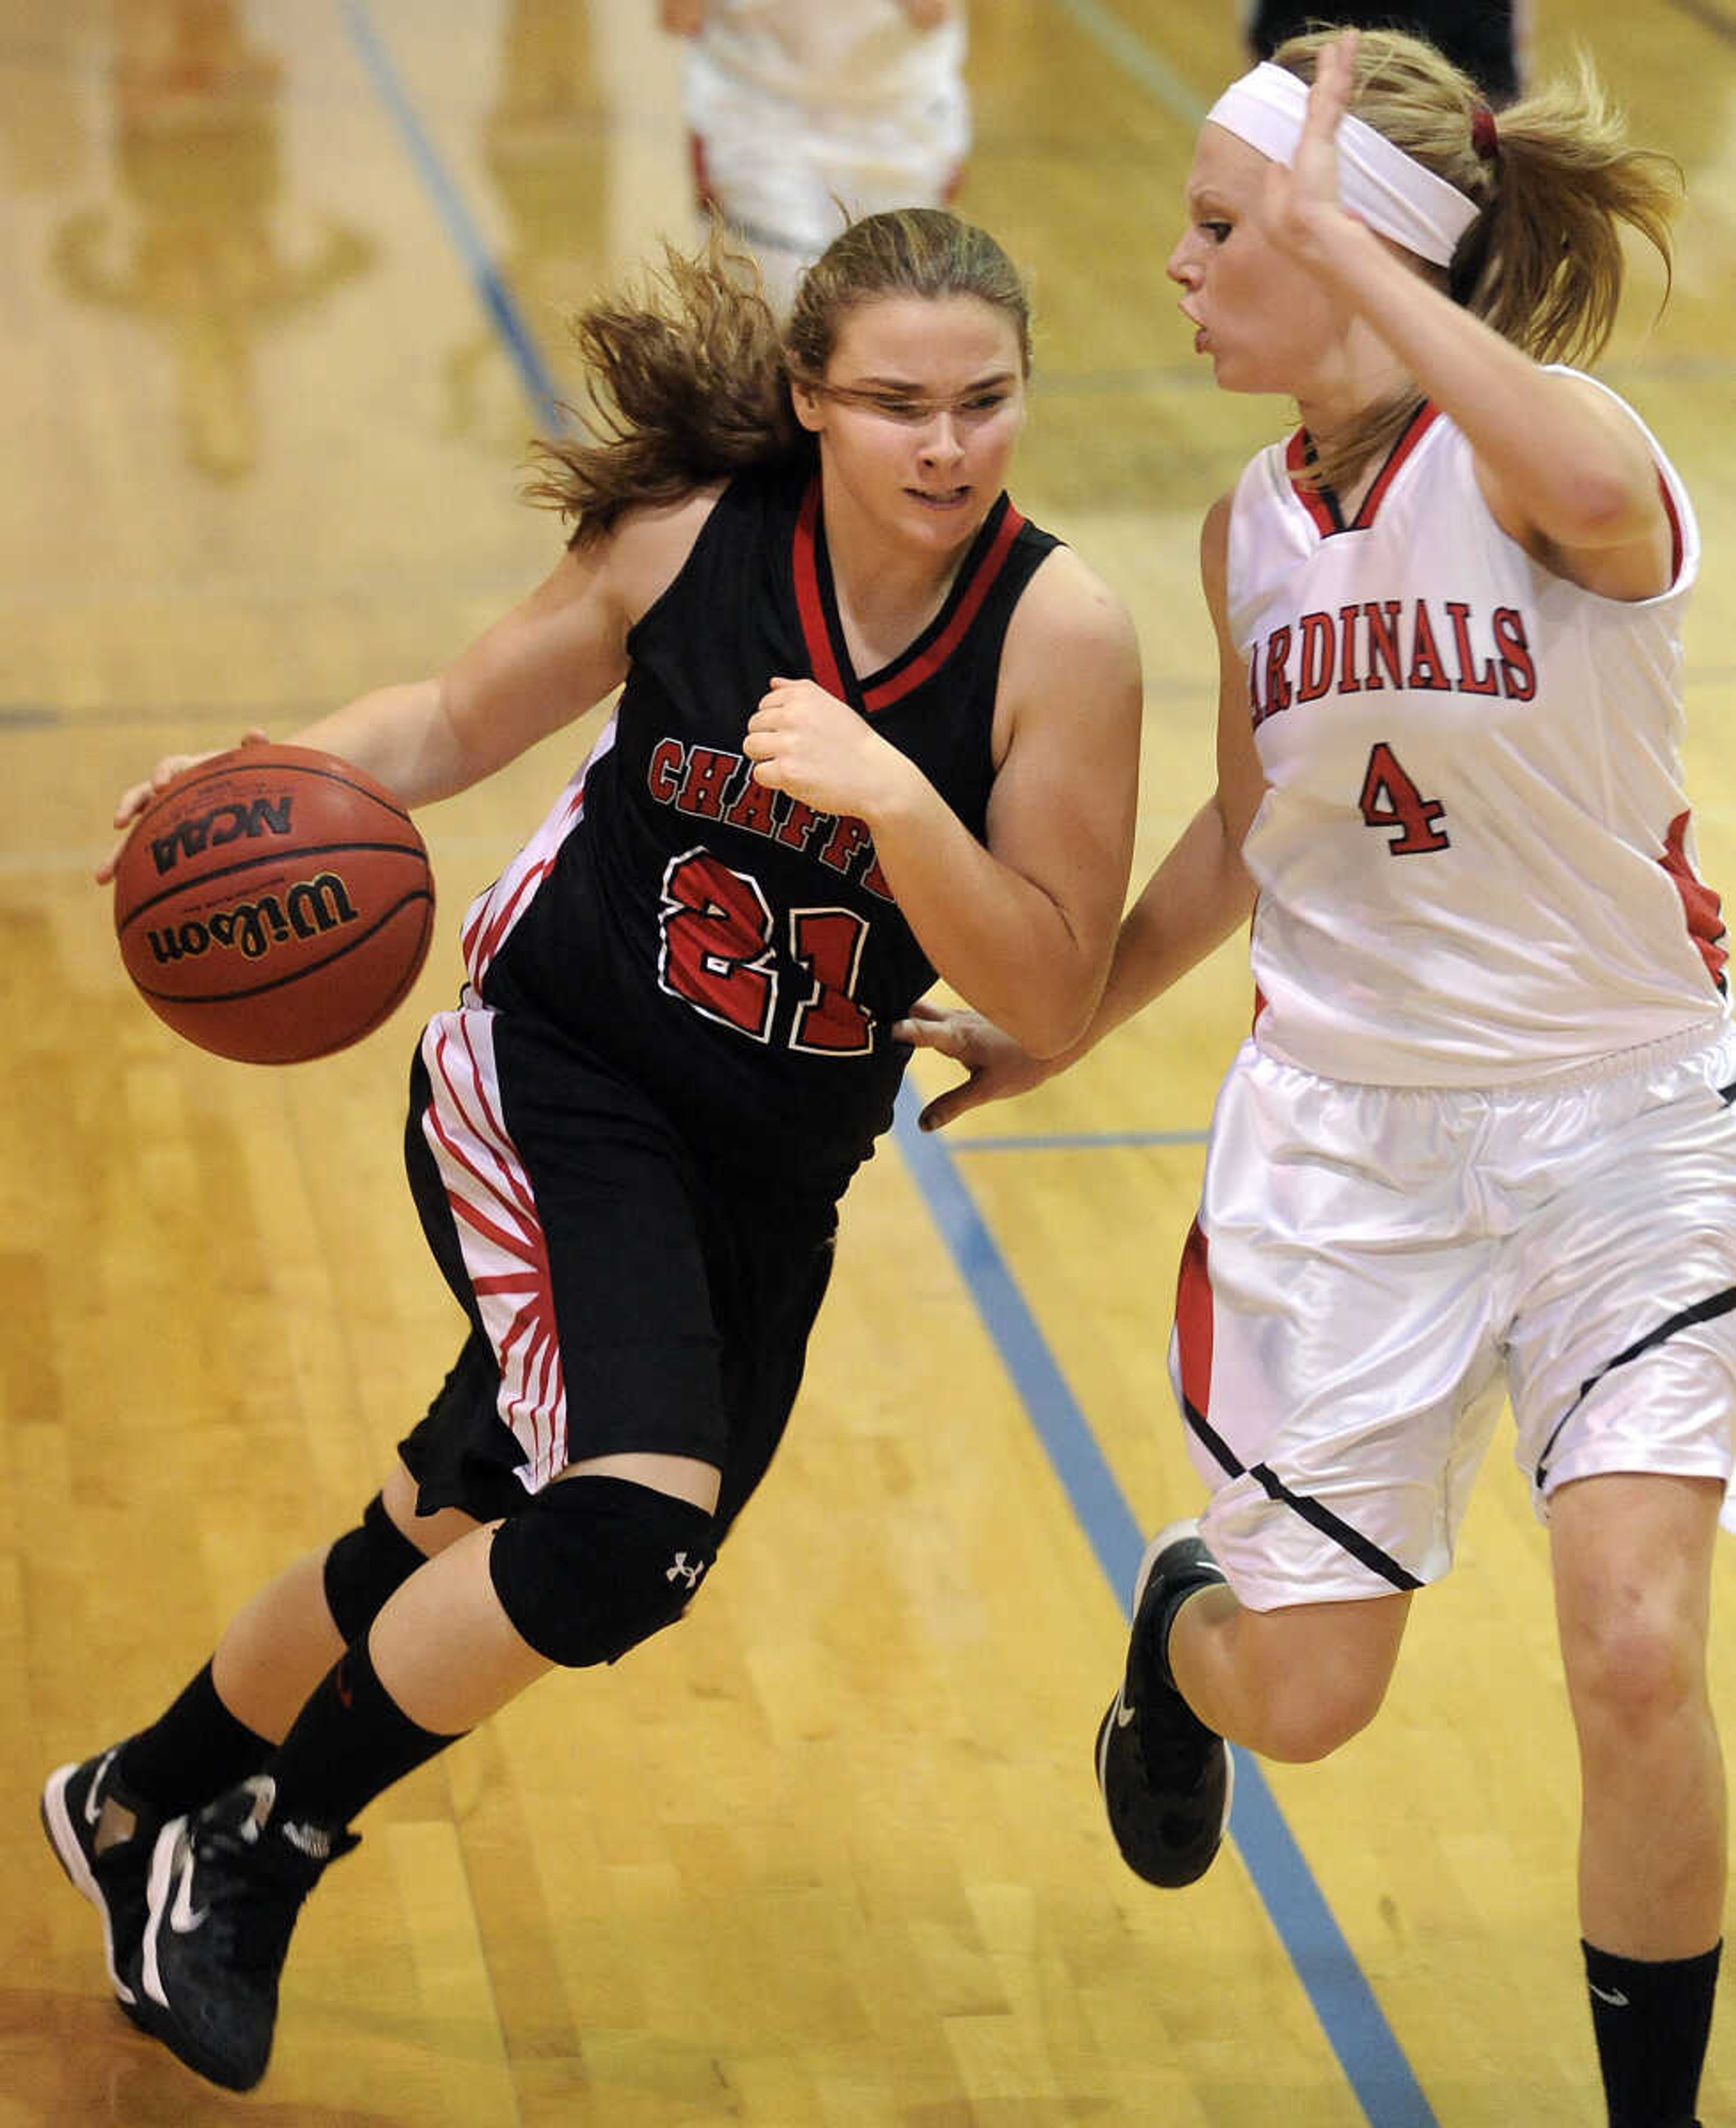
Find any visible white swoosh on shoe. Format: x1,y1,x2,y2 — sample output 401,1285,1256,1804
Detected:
141,1817,193,2009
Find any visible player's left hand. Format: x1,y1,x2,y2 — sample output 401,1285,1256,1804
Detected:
744,676,916,823
892,998,1055,1128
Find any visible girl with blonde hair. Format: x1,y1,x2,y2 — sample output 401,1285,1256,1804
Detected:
907,29,1730,2123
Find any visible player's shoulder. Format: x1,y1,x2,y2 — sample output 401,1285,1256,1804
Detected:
997,541,1142,722
1006,539,1137,662
573,481,731,630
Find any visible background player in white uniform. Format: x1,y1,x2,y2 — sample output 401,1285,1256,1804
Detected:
660,0,969,312
903,28,1734,2127
40,210,1141,2094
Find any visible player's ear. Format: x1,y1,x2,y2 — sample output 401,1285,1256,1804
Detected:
789,376,826,435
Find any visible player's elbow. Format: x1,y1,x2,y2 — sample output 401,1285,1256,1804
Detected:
1547,467,1661,551
1007,979,1097,1061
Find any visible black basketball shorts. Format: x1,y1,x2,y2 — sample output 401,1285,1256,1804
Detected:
397,1003,838,1536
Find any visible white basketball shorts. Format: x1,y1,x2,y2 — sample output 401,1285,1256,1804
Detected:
1172,1019,1736,1609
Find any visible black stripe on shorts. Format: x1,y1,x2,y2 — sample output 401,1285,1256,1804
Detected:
1533,1283,1736,1491
1181,1396,1423,1594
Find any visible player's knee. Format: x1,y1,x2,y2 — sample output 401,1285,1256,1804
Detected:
488,1475,716,1669
322,1492,429,1642
1567,1608,1705,1742
1258,1661,1390,1763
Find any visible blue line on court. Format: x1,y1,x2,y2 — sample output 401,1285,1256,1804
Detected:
952,1128,1209,1151
894,1083,1439,2128
344,0,566,434
1047,0,1208,125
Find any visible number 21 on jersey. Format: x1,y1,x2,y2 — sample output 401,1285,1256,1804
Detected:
658,848,875,1055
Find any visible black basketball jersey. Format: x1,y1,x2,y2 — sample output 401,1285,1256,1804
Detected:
461,459,1061,1198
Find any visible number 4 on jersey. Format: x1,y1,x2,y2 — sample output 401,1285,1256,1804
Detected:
1359,741,1450,854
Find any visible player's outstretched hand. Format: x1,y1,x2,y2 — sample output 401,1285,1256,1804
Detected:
97,728,270,884
1260,27,1360,264
893,998,1056,1131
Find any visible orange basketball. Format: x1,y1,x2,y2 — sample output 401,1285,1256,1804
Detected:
113,743,436,1064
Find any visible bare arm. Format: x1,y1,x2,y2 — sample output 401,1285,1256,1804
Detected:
99,493,716,879
745,545,1143,1057
901,497,1262,1122
1270,31,1673,599
283,499,722,800
1052,497,1259,1046
889,547,1143,1054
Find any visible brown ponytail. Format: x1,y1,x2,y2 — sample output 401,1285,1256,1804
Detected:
524,221,801,544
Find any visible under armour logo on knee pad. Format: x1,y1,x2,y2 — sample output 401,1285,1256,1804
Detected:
665,1552,707,1591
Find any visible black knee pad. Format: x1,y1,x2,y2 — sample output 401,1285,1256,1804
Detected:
322,1493,428,1642
488,1475,716,1668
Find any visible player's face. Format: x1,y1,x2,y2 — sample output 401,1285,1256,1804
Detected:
793,294,1027,550
1168,125,1340,395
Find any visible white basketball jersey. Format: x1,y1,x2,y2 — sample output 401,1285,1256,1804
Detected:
1227,377,1728,1086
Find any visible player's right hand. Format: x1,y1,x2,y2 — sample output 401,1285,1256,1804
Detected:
97,729,270,885
892,998,1056,1131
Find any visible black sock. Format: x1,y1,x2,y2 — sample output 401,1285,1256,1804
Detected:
260,1636,461,1832
116,1660,273,1813
1583,1938,1720,2128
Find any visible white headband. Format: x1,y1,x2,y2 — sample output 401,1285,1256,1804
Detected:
1204,61,1479,268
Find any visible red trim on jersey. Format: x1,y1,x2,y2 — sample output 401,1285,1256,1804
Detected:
461,780,587,983
1174,1220,1214,1424
1285,430,1339,537
423,1014,566,1481
1287,402,1441,537
1658,471,1684,588
793,478,849,699
1659,811,1728,991
862,500,1026,713
792,477,1028,715
466,859,553,974
1349,402,1440,527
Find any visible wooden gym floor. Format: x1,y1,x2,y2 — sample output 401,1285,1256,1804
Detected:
3,3,1735,2122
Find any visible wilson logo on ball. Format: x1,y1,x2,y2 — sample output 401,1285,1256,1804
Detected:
113,743,436,1065
150,795,296,877
144,872,361,965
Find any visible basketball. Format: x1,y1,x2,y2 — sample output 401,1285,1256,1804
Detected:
112,743,436,1065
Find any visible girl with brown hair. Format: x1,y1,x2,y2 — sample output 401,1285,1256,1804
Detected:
43,205,1142,2093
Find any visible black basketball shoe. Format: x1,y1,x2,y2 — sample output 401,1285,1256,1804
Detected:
131,1774,357,2091
1095,1519,1233,1887
41,1743,162,2016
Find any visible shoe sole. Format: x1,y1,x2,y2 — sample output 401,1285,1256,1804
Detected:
41,1762,141,2010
